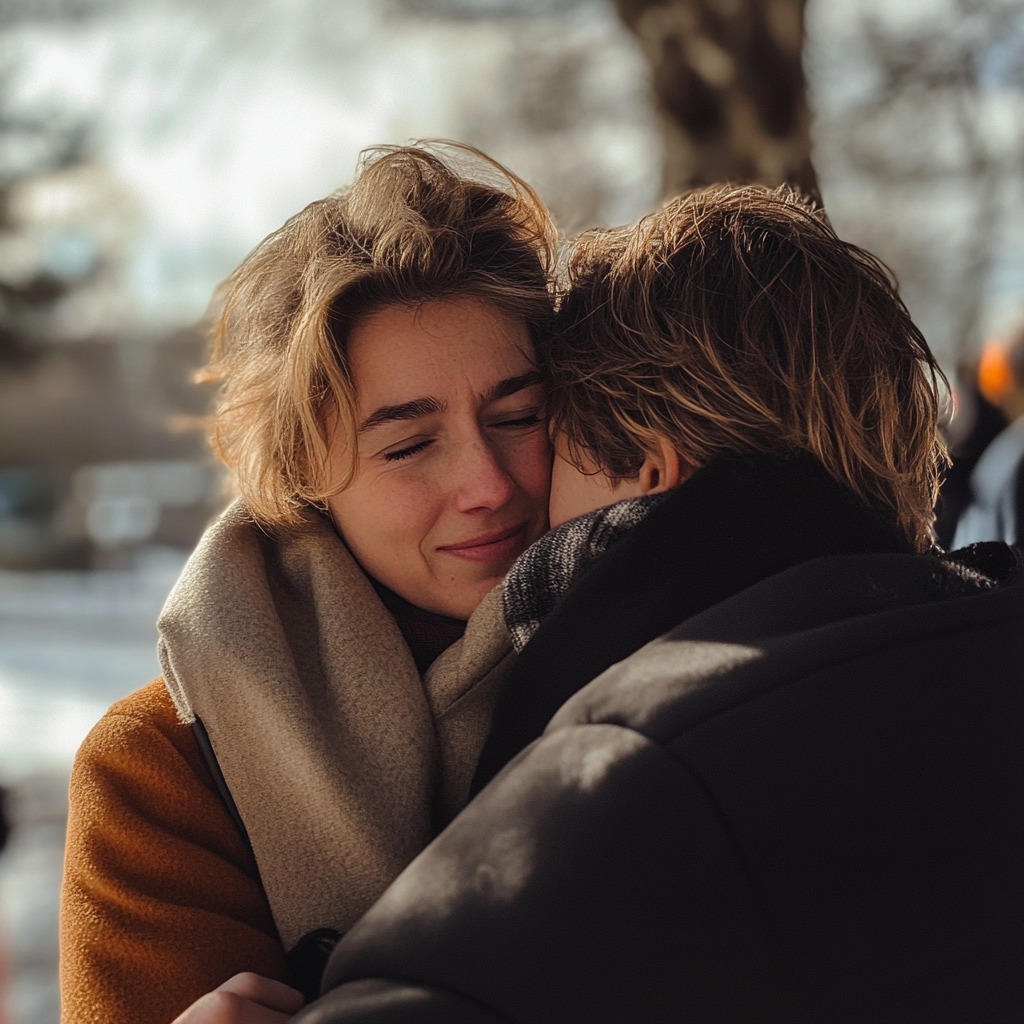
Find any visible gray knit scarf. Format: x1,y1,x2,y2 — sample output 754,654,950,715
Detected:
503,492,669,653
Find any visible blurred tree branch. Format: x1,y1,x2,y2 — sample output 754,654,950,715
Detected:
827,0,1024,360
0,95,93,367
614,0,818,199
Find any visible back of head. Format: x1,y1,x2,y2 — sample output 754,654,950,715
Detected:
205,142,557,525
549,185,946,552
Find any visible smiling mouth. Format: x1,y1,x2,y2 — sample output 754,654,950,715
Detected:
437,523,529,564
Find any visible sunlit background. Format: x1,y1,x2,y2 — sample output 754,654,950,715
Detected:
0,0,1022,1019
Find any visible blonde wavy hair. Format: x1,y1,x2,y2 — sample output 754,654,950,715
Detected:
202,143,557,526
548,185,947,552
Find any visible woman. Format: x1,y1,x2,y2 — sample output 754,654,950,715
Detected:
59,143,556,1024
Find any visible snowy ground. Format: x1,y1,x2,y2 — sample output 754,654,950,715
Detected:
0,548,187,1024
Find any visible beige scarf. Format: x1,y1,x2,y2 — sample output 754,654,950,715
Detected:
157,500,514,950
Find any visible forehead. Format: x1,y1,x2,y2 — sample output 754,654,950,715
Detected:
346,297,536,403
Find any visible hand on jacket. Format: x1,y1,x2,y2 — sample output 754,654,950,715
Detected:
172,972,304,1023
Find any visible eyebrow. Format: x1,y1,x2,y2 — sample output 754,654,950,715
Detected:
358,371,545,433
359,397,445,432
485,370,545,403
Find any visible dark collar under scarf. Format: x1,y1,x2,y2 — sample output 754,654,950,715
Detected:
471,451,914,794
370,579,467,675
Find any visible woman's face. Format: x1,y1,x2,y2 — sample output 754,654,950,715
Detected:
328,297,551,619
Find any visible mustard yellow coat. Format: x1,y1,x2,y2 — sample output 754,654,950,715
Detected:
60,680,289,1024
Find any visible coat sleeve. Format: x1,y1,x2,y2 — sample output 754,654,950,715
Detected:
60,679,290,1024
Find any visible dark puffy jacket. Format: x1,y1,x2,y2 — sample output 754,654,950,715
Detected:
295,541,1024,1024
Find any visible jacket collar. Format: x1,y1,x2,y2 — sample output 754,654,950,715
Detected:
472,452,913,792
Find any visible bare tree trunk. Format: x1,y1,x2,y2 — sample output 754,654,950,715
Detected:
615,0,818,200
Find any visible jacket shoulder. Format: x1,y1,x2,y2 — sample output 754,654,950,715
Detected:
550,548,1024,743
61,680,288,1024
82,678,198,763
69,679,237,853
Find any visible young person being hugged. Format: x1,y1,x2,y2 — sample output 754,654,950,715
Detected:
297,184,1023,1024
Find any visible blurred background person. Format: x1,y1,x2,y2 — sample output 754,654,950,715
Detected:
932,369,1008,548
953,330,1024,546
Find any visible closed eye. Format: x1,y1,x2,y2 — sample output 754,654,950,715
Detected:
383,439,435,462
493,413,545,429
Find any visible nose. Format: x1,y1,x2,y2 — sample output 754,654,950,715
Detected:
449,434,517,513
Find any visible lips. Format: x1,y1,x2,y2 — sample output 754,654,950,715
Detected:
437,522,529,565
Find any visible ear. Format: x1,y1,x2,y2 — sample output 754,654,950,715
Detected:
637,436,696,494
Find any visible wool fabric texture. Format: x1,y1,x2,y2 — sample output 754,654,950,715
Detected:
371,580,468,674
157,499,514,950
60,680,288,1024
503,492,669,653
61,496,516,1024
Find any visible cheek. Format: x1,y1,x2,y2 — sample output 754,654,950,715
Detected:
329,474,440,568
549,455,617,527
505,430,553,506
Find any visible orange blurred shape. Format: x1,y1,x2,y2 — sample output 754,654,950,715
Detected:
978,341,1014,403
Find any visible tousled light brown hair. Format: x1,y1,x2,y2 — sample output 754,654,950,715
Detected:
548,184,947,552
202,142,557,526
